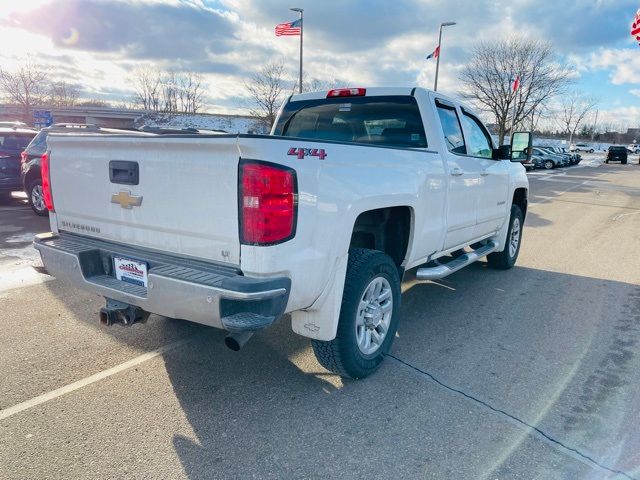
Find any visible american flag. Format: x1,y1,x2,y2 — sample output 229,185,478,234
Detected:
632,9,640,45
275,18,302,36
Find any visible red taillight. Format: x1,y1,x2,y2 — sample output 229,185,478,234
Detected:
20,151,27,165
326,88,366,98
40,152,54,211
240,162,297,245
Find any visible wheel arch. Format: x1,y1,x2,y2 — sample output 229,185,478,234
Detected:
348,205,414,276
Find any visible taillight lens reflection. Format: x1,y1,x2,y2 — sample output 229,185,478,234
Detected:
40,152,54,211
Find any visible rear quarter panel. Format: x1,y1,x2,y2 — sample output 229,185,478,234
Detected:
237,135,446,314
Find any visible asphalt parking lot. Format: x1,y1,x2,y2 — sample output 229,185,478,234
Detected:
1,155,640,479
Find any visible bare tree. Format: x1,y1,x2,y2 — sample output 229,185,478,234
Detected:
460,38,573,144
132,68,162,111
558,91,598,145
245,62,287,130
301,77,349,94
48,81,80,107
179,72,204,113
0,60,47,121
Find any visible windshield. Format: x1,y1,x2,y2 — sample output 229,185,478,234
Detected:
273,95,427,149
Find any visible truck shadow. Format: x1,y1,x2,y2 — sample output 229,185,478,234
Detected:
160,262,640,479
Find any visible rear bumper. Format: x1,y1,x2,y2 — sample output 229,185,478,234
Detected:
0,176,21,192
34,232,290,331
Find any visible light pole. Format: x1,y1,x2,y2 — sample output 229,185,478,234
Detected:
290,7,304,93
433,21,456,92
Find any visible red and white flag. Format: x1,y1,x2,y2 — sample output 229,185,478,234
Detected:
426,45,440,60
512,75,520,92
632,9,640,45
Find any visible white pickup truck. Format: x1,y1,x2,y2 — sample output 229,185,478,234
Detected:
34,87,531,378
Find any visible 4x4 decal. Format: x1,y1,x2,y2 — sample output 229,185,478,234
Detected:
287,147,327,160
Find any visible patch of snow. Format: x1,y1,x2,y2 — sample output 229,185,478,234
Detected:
134,112,268,134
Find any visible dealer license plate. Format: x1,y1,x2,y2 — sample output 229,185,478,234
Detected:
113,256,148,288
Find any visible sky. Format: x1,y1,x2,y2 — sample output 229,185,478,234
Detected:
0,0,638,131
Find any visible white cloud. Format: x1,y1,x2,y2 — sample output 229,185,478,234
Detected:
578,48,640,85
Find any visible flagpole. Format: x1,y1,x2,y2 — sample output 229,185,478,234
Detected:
433,25,443,92
291,8,303,93
433,21,456,92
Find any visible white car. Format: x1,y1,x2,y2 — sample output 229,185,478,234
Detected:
570,143,594,153
34,87,531,379
627,144,640,154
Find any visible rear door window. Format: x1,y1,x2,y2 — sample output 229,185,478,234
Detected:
436,104,466,154
0,133,36,151
273,95,427,148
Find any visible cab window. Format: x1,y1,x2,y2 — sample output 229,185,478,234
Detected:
436,104,466,154
461,112,493,158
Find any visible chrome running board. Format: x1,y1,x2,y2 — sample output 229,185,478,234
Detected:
416,241,498,280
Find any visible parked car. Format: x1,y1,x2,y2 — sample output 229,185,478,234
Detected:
0,126,37,202
33,86,531,379
605,146,628,164
538,147,571,166
570,143,594,153
22,124,113,215
627,144,640,154
0,121,28,128
532,147,563,169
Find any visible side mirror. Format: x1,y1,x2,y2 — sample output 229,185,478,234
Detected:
495,144,511,160
510,132,533,162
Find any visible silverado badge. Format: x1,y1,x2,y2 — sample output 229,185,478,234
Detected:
111,190,143,209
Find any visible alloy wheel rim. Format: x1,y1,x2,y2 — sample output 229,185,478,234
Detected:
31,185,45,212
509,217,521,258
356,276,393,355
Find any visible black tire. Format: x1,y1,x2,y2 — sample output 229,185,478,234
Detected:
27,179,48,216
544,160,554,170
0,192,12,204
622,160,627,165
312,248,401,379
487,205,523,270
589,149,594,153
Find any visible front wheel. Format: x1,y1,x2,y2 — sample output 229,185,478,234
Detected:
487,205,523,270
544,160,554,170
312,248,401,379
28,180,48,216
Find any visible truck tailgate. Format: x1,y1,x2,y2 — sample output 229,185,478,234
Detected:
47,134,241,265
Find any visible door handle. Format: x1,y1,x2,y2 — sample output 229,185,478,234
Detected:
480,169,489,176
450,167,464,176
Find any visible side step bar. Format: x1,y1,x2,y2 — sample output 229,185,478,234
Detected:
416,241,498,281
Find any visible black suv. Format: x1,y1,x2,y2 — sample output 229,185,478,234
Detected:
605,146,628,164
0,127,37,202
21,124,103,215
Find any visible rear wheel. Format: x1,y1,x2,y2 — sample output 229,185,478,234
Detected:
312,248,401,379
28,180,48,216
487,205,523,270
544,160,554,170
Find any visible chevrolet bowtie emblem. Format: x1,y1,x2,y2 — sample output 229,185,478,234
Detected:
111,191,143,209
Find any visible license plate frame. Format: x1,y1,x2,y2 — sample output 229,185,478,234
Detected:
113,255,148,288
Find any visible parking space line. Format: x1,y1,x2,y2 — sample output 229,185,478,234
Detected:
0,337,192,421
